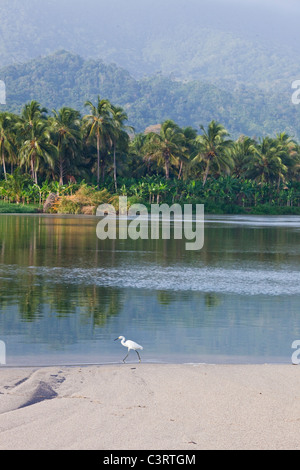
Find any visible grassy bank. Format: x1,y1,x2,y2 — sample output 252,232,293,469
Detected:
198,202,300,215
1,200,299,216
0,201,41,214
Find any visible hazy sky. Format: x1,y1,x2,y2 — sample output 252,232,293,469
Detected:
90,0,300,36
1,0,299,75
96,0,300,13
214,0,298,7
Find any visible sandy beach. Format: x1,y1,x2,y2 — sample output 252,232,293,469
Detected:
0,363,300,450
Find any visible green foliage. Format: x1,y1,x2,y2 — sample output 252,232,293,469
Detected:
0,92,299,215
0,201,40,213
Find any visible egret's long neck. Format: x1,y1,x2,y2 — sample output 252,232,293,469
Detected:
121,338,126,346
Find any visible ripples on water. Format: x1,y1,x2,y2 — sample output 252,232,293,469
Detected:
0,263,299,296
205,215,300,227
0,214,299,365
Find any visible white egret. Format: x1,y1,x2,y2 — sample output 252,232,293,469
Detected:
114,336,143,363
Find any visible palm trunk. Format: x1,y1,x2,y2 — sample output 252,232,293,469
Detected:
164,153,170,180
2,147,7,181
30,152,38,184
58,144,64,186
30,157,35,182
113,141,117,192
277,176,281,192
59,159,64,186
101,158,105,184
203,159,211,186
178,161,183,180
96,134,100,189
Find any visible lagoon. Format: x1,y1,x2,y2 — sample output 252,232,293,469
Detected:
0,214,299,366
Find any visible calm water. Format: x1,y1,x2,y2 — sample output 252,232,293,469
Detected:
0,214,299,365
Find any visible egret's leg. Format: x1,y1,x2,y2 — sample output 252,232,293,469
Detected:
136,350,141,362
123,352,129,363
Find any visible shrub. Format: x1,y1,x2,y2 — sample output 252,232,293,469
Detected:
55,185,114,214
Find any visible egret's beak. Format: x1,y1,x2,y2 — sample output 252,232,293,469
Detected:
114,337,119,341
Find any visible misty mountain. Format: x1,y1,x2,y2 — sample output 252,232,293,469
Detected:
1,50,300,138
0,0,299,92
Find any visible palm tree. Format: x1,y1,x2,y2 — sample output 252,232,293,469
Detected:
127,133,149,178
245,136,287,185
275,132,300,182
50,107,81,185
231,135,257,178
19,119,57,184
179,126,198,180
83,96,113,188
20,101,48,128
0,112,15,181
194,120,234,186
17,101,49,182
143,120,185,180
111,105,134,191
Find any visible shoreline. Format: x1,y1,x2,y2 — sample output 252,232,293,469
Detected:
1,363,300,450
0,356,294,369
1,211,300,218
1,201,300,217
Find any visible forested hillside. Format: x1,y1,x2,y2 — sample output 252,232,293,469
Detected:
1,51,300,138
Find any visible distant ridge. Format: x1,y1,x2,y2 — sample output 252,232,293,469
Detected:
1,50,300,138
